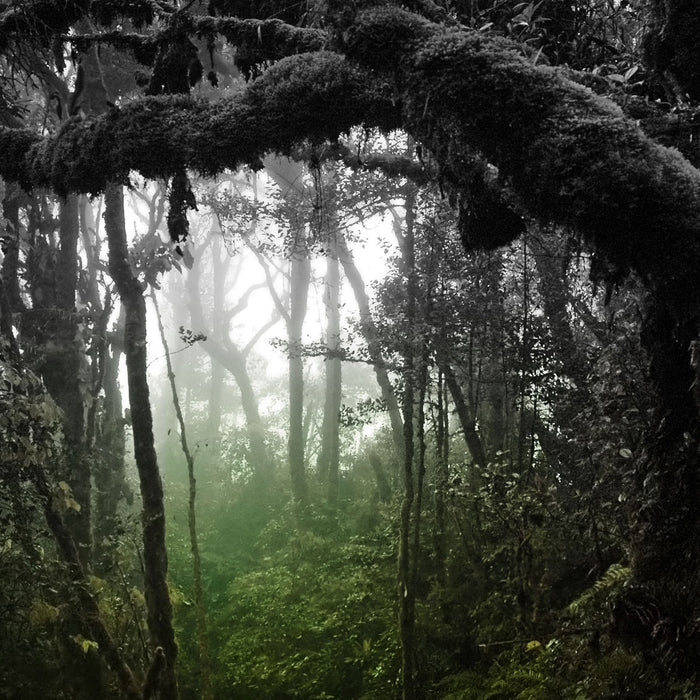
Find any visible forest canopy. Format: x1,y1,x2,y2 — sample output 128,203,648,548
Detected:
2,1,700,698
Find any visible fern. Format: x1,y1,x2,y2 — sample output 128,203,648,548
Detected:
567,563,630,616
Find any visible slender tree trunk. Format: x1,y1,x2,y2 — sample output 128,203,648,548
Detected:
337,229,404,464
408,349,429,694
94,312,129,570
0,275,19,359
317,248,342,506
207,233,225,447
0,182,25,312
433,370,449,587
288,240,311,506
78,197,131,571
437,355,487,470
151,292,213,700
398,187,417,700
104,183,178,699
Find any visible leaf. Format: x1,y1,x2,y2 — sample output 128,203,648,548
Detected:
65,497,81,512
71,634,99,654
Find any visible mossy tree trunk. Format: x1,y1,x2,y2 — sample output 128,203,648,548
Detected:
23,192,91,565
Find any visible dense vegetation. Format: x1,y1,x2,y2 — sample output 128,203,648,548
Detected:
2,0,700,698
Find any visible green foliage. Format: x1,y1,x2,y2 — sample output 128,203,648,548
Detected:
434,646,558,700
567,563,630,618
169,495,400,699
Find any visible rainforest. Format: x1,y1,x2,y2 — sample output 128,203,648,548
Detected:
2,1,700,698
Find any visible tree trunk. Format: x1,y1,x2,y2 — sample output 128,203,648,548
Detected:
317,248,342,506
612,296,700,676
152,292,212,700
288,241,311,506
36,193,91,565
433,370,449,587
398,187,417,700
186,250,273,478
437,355,487,470
104,183,178,699
337,229,404,465
93,313,129,571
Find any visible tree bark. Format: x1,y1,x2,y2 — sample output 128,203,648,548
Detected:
34,193,91,565
104,183,178,699
433,370,449,587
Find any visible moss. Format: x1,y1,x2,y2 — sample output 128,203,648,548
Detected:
209,17,326,77
338,6,700,311
4,3,700,311
0,52,399,194
67,31,160,66
337,5,433,74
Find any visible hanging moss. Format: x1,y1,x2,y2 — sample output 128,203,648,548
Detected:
67,31,160,66
167,170,197,245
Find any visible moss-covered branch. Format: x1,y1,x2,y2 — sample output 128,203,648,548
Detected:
337,6,700,310
0,51,399,195
64,16,325,70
